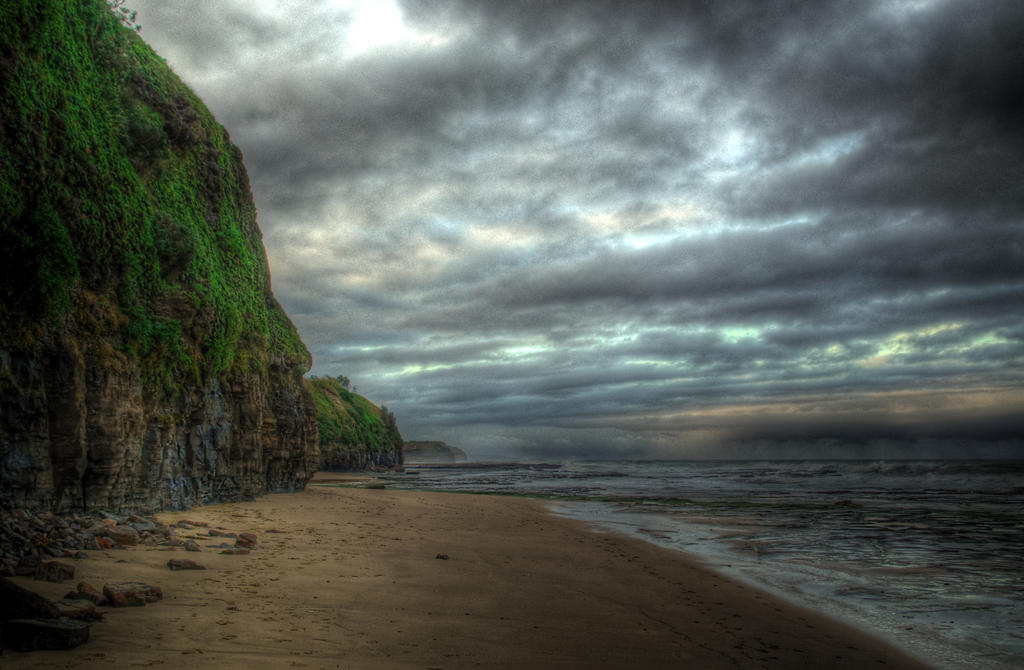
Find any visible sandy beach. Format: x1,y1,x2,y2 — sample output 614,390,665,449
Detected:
2,475,935,669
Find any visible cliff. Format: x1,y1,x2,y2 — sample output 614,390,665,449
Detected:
305,377,404,471
403,441,468,464
0,0,319,513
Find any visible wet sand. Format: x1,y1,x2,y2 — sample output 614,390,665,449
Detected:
2,477,935,669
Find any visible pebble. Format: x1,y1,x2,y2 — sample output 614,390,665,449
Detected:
167,558,205,571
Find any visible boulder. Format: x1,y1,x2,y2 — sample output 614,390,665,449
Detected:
16,554,41,573
72,582,105,605
34,561,76,583
3,618,90,651
235,532,258,549
102,582,163,607
54,599,100,621
0,576,61,621
100,525,140,546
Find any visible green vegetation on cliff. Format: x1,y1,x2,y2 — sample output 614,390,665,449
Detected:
0,0,309,391
0,0,319,511
305,377,404,470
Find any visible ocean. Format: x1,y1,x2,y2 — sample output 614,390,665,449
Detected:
379,459,1024,670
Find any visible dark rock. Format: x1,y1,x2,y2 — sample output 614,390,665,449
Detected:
154,524,176,538
3,618,90,651
61,590,99,607
184,540,201,552
219,548,249,555
436,554,450,560
100,525,140,546
0,576,61,620
102,582,163,607
34,561,75,583
55,599,100,621
167,558,205,571
73,551,89,559
208,528,236,538
73,582,105,605
235,532,258,549
17,554,41,570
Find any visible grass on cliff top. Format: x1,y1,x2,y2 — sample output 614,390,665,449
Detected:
305,377,404,454
0,0,309,390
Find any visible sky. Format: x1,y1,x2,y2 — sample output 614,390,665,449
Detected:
128,0,1023,460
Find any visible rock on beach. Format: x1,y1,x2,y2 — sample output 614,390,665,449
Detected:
167,558,205,571
34,561,76,583
235,532,258,549
102,582,163,607
3,618,90,651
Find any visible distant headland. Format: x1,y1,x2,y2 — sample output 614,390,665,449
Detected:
403,441,468,464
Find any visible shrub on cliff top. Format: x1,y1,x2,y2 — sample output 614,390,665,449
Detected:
305,377,404,455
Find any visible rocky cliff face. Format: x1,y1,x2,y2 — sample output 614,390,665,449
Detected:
0,0,319,512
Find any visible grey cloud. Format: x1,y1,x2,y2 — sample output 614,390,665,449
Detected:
129,0,1024,458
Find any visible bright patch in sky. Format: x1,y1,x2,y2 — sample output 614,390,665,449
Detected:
342,0,448,54
786,131,868,168
500,344,554,360
721,326,763,343
859,323,967,367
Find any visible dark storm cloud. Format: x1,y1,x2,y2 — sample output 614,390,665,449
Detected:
129,0,1024,458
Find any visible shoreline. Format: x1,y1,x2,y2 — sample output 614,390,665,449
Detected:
2,479,935,669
